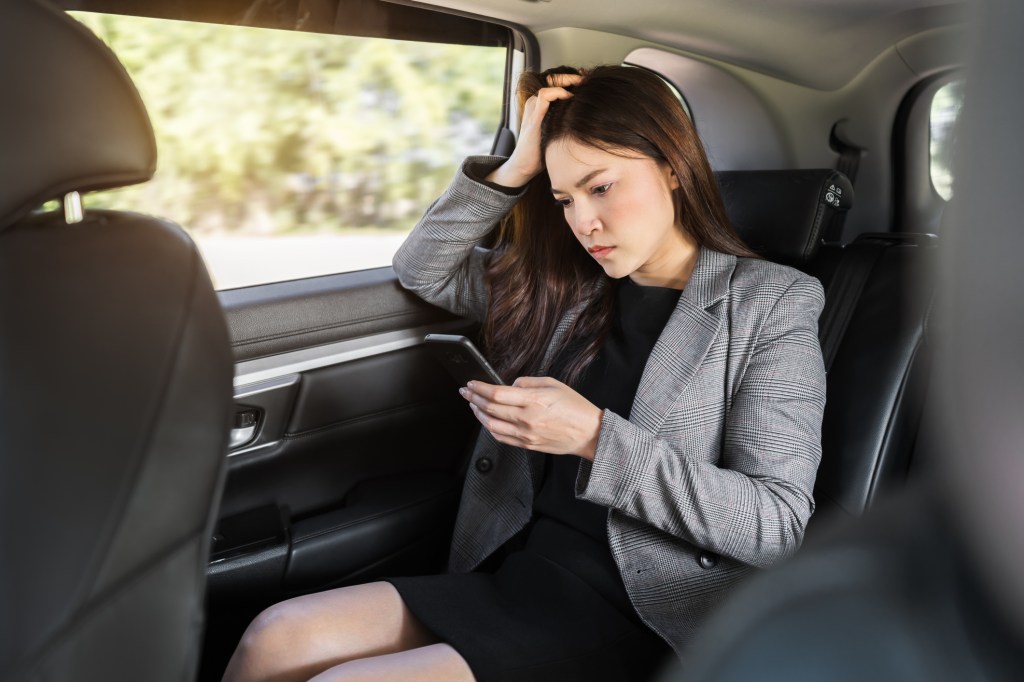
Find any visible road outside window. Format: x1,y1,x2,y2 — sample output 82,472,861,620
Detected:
71,13,506,289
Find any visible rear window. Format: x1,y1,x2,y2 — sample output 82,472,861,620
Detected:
71,11,508,289
930,79,965,201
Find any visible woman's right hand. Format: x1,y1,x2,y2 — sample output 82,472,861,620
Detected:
485,73,582,188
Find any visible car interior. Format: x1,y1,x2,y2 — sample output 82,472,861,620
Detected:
1,0,975,680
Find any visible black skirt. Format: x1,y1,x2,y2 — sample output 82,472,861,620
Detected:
386,519,673,682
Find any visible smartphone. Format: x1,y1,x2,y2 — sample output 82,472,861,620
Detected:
424,334,505,386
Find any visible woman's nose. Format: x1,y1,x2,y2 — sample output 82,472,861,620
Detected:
573,205,601,236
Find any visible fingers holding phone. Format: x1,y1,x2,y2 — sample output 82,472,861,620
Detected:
460,376,602,461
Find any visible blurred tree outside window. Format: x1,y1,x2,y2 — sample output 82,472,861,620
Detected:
930,79,964,201
71,12,506,289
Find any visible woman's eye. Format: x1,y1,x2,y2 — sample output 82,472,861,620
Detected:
592,183,612,196
555,197,573,208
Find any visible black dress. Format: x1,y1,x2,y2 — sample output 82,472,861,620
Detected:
387,279,680,681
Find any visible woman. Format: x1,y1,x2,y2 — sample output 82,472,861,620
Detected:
223,66,826,682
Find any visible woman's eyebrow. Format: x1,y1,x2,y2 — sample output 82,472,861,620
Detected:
551,168,608,194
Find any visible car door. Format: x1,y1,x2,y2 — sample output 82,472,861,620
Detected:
199,267,483,678
61,1,525,678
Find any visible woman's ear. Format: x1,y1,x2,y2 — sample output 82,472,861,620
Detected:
666,166,681,191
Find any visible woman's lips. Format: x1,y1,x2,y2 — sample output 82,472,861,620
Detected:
588,245,614,260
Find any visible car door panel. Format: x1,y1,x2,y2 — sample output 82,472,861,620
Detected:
221,268,463,362
284,472,461,590
208,267,480,604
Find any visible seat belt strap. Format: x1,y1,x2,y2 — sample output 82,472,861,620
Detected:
819,238,888,372
824,127,863,243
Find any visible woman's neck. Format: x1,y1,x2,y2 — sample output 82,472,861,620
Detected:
629,230,699,290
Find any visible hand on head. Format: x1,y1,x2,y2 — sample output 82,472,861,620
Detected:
485,72,583,188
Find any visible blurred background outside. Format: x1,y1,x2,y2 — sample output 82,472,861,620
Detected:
73,13,506,289
930,79,964,201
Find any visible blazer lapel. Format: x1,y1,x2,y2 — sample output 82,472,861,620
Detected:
630,247,736,433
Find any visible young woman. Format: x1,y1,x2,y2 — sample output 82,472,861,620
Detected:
223,66,826,682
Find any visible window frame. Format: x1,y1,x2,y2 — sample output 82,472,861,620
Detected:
61,0,538,290
893,69,965,235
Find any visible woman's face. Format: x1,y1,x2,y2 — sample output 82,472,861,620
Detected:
545,137,697,288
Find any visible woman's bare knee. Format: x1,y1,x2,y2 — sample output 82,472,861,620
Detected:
308,643,476,682
222,582,437,682
222,600,316,682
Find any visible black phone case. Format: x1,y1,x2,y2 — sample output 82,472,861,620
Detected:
424,334,505,386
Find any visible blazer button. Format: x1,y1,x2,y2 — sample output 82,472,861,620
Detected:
698,551,718,569
475,457,493,474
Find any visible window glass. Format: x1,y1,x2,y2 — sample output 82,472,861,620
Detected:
71,12,507,289
930,79,965,201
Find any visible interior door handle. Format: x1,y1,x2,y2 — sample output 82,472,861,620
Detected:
230,408,260,449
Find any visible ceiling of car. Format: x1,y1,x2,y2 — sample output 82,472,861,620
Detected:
400,0,971,90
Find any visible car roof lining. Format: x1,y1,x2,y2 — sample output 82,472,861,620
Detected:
396,0,971,90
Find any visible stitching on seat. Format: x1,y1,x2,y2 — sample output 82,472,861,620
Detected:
62,236,201,622
6,530,208,681
867,287,935,504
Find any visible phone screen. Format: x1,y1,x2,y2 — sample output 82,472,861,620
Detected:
424,334,505,386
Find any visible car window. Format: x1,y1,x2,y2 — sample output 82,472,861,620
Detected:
930,79,964,201
71,12,508,290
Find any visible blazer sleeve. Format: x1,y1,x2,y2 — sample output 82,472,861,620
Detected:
392,156,525,322
577,275,826,569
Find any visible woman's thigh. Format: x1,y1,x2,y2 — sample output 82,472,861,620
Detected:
222,581,439,682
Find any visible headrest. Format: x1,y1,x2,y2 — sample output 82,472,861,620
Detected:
0,0,156,232
715,169,854,267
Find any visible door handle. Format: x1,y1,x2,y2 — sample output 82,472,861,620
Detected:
230,408,260,449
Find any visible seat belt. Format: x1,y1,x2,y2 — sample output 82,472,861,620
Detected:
824,124,863,243
818,237,888,371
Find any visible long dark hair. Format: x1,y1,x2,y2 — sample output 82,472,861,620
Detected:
483,65,756,385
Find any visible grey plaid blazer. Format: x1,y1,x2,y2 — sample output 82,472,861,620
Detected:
393,157,826,658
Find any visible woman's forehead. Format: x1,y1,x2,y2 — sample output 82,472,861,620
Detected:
546,138,659,186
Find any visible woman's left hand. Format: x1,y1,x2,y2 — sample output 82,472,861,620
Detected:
460,377,603,460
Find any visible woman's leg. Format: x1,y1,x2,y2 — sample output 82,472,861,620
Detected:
221,581,441,682
306,643,476,682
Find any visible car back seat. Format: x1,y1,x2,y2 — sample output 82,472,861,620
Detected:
716,170,938,528
806,234,937,521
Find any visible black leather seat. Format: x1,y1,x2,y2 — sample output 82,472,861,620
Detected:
717,169,937,524
806,233,936,519
716,169,854,270
0,2,233,680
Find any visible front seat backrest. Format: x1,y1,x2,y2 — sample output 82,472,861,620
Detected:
0,2,233,681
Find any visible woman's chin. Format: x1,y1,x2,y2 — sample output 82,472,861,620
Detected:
599,262,633,280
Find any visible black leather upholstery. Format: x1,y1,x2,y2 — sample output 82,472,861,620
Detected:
0,2,233,680
0,0,156,232
716,167,934,521
681,486,1011,682
807,233,937,520
716,169,854,267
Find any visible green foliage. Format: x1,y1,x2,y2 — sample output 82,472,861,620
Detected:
72,12,505,234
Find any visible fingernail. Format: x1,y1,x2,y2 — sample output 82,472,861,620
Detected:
458,387,468,397
466,381,476,389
